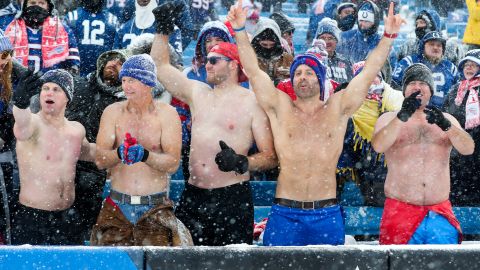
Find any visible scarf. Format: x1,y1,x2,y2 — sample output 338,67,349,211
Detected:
455,77,480,130
134,0,157,29
5,17,69,68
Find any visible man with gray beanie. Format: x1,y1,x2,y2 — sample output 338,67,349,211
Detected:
372,63,474,245
11,69,96,245
92,54,193,246
315,17,353,84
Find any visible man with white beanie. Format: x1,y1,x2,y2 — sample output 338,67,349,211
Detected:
11,69,96,245
93,54,193,246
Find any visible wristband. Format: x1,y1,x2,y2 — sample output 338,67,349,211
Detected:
141,149,150,162
233,26,245,32
117,147,122,160
383,32,398,39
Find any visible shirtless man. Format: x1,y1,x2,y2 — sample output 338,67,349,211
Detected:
372,63,474,245
227,1,405,246
92,54,192,246
12,69,96,245
151,3,277,246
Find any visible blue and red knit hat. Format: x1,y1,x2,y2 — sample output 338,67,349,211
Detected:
289,53,327,100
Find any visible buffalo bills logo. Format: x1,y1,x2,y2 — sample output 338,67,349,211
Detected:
305,58,318,67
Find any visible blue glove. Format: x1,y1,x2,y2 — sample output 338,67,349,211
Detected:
125,144,150,165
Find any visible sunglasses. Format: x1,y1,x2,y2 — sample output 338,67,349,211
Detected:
206,56,231,65
0,50,12,60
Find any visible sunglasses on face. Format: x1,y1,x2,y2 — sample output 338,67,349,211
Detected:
206,56,231,65
0,50,12,60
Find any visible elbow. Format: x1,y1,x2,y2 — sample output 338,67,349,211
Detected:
461,142,475,156
371,138,385,154
95,155,108,170
166,158,180,174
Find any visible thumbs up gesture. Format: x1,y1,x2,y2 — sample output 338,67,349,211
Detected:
214,140,249,174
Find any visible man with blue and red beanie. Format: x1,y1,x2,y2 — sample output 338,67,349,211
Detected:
228,0,405,246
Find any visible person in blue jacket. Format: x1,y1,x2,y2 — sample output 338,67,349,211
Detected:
65,0,118,76
337,0,397,70
392,31,459,107
113,0,193,54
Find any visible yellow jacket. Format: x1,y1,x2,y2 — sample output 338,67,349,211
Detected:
463,0,480,45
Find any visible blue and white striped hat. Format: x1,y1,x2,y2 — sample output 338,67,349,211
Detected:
0,29,12,52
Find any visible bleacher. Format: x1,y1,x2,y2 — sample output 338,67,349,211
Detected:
168,180,480,237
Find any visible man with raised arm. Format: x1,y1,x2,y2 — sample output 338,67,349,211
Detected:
150,3,277,246
371,63,474,245
92,54,193,246
12,69,96,245
228,1,405,246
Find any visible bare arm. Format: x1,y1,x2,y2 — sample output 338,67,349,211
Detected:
371,111,403,153
341,2,405,116
80,137,96,162
143,105,182,173
95,105,121,169
13,107,37,141
247,100,278,171
227,0,287,113
444,114,475,155
151,34,197,104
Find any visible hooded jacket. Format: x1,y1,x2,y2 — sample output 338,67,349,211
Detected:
336,1,396,68
66,49,128,143
398,9,464,65
251,18,293,86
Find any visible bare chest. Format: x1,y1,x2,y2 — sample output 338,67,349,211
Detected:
396,122,449,146
115,113,163,152
277,112,346,156
192,95,253,134
36,128,83,162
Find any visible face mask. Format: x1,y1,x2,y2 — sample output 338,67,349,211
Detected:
22,5,49,28
415,27,428,40
338,14,356,32
256,46,276,59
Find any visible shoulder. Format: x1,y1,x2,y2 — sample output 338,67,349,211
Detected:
68,119,86,135
103,101,125,115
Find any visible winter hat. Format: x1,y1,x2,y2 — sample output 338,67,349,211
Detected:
316,18,341,41
41,69,74,103
402,63,434,96
458,49,480,74
209,42,248,83
290,53,327,100
337,2,357,15
0,29,12,52
119,54,157,87
357,2,375,23
419,31,445,55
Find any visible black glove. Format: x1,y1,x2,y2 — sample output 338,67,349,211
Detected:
424,105,451,131
215,140,249,174
152,1,184,35
397,91,421,122
12,70,43,109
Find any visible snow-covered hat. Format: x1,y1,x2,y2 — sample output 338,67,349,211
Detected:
119,54,157,87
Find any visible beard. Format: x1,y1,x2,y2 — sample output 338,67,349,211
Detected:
206,71,229,85
102,67,120,86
